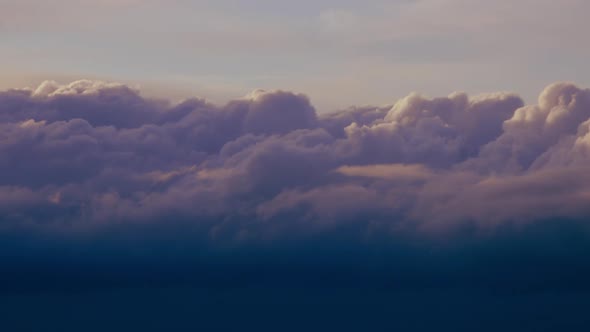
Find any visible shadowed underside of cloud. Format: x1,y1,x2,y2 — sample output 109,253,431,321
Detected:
1,80,590,293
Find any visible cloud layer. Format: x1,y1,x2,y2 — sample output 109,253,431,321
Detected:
2,79,590,292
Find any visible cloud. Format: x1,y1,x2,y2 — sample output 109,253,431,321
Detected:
240,89,318,135
337,163,432,178
0,79,588,228
468,82,590,172
1,79,590,293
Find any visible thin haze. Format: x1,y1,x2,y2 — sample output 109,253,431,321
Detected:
1,0,589,110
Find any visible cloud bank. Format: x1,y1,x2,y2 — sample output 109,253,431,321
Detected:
1,79,590,293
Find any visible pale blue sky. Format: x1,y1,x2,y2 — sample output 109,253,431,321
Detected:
1,0,589,111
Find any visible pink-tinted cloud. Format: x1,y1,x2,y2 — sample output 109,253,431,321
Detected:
2,80,590,235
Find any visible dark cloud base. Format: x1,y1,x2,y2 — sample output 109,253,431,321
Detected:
2,80,590,330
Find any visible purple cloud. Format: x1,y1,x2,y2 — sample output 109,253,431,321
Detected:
1,80,590,235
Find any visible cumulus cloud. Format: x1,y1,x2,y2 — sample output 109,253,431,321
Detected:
471,82,590,172
2,79,590,293
2,79,590,229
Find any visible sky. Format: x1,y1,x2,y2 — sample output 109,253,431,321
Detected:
2,0,590,110
2,1,590,331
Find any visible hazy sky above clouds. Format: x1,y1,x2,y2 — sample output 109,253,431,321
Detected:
1,0,589,110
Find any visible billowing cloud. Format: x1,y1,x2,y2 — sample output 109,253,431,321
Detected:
2,79,590,228
1,80,590,294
